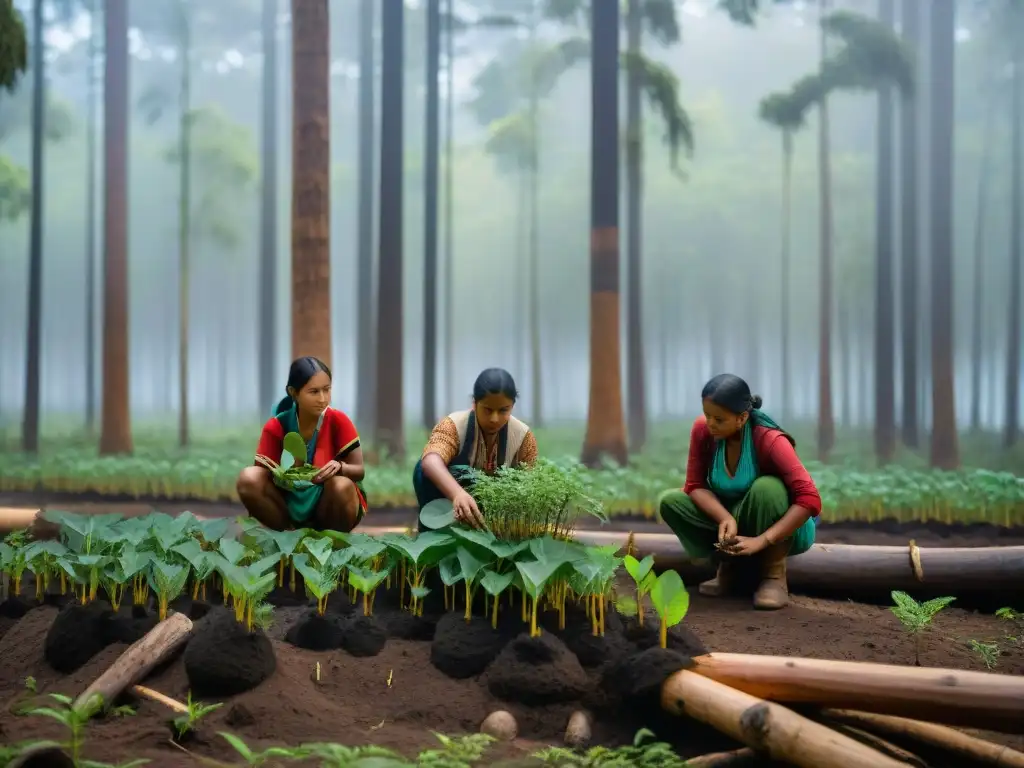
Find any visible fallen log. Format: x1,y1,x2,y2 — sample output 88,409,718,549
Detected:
660,669,907,768
685,748,759,767
690,653,1024,734
73,612,193,714
819,709,1024,768
821,723,927,767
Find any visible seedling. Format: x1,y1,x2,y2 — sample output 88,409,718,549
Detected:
171,691,223,742
996,607,1023,648
649,570,690,648
533,727,687,767
255,432,321,491
889,591,956,665
622,554,656,627
966,639,1000,670
21,692,134,765
219,732,309,766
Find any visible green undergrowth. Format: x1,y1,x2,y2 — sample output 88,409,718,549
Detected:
0,420,1022,525
1,721,689,767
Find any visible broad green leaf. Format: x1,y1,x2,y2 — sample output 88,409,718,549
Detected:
649,570,690,626
283,432,307,462
419,498,456,530
479,569,515,597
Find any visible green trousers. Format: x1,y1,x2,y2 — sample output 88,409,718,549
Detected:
657,476,816,560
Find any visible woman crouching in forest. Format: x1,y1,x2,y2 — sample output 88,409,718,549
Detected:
657,374,821,610
237,356,368,532
414,368,538,529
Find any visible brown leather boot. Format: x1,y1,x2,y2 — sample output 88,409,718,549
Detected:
753,543,790,610
698,560,734,597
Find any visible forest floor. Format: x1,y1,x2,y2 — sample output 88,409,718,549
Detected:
0,575,1021,768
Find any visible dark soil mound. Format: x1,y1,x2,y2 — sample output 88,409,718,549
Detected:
340,615,387,657
285,610,346,651
0,597,35,619
8,744,75,768
325,590,355,616
267,585,309,607
541,604,630,668
184,607,276,696
44,600,114,673
603,646,692,703
486,633,589,705
104,605,158,645
41,593,73,610
381,610,436,641
624,620,708,657
431,612,511,679
169,597,213,621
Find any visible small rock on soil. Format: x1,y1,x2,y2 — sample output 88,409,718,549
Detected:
486,633,589,705
340,614,387,657
183,607,276,696
285,610,347,651
431,612,511,679
43,600,114,674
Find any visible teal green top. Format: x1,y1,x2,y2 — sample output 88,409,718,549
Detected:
274,401,326,524
707,409,786,505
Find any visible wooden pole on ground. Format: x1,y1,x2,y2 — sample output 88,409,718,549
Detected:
685,748,759,767
689,653,1024,734
132,684,189,713
660,669,908,768
819,709,1024,768
73,612,193,714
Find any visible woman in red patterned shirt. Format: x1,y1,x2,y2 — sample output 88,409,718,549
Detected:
414,368,538,529
236,356,368,532
658,374,821,610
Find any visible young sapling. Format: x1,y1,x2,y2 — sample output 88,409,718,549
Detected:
622,554,656,627
889,591,956,666
171,691,223,743
966,639,1000,670
649,570,690,649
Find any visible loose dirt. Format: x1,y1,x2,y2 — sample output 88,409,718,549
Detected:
0,576,1020,767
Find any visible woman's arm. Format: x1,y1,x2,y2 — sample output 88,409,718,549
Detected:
760,434,820,543
332,411,365,481
683,418,732,523
516,431,538,466
421,417,467,501
339,447,366,482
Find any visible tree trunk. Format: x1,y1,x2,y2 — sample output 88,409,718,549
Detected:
580,0,627,468
375,0,405,457
816,0,835,462
899,0,920,448
970,85,996,432
874,0,896,464
780,131,793,421
85,0,99,433
625,0,646,453
356,0,376,434
177,13,192,447
1004,28,1022,447
21,0,44,454
528,7,543,428
258,0,279,418
839,289,851,427
99,0,132,456
422,0,440,430
290,0,331,364
443,0,455,408
927,0,959,469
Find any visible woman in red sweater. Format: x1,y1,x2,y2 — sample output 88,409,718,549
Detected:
658,374,821,610
236,356,367,532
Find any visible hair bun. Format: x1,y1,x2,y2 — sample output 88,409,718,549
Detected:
750,394,763,409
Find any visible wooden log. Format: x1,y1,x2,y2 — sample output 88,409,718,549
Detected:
660,669,908,768
73,612,193,714
824,723,927,767
0,507,40,532
690,653,1024,734
820,709,1024,768
132,684,189,714
685,748,759,767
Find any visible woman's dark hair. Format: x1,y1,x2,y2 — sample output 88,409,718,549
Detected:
701,373,762,415
273,356,332,415
472,367,518,402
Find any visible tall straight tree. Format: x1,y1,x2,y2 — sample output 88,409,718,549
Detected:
874,0,896,463
375,0,404,456
99,0,132,456
816,0,835,462
21,0,43,453
580,0,627,467
290,0,331,364
422,0,440,429
258,0,279,416
927,0,958,469
899,0,919,447
356,0,376,432
1005,3,1022,447
84,0,101,433
625,0,646,453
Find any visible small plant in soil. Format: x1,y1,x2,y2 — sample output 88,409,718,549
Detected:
649,570,690,648
996,607,1024,648
416,732,496,766
889,591,956,665
533,728,686,767
171,691,223,743
967,639,1001,670
219,732,308,766
21,692,137,766
622,555,656,627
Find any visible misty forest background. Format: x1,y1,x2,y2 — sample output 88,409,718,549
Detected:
0,0,1022,478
